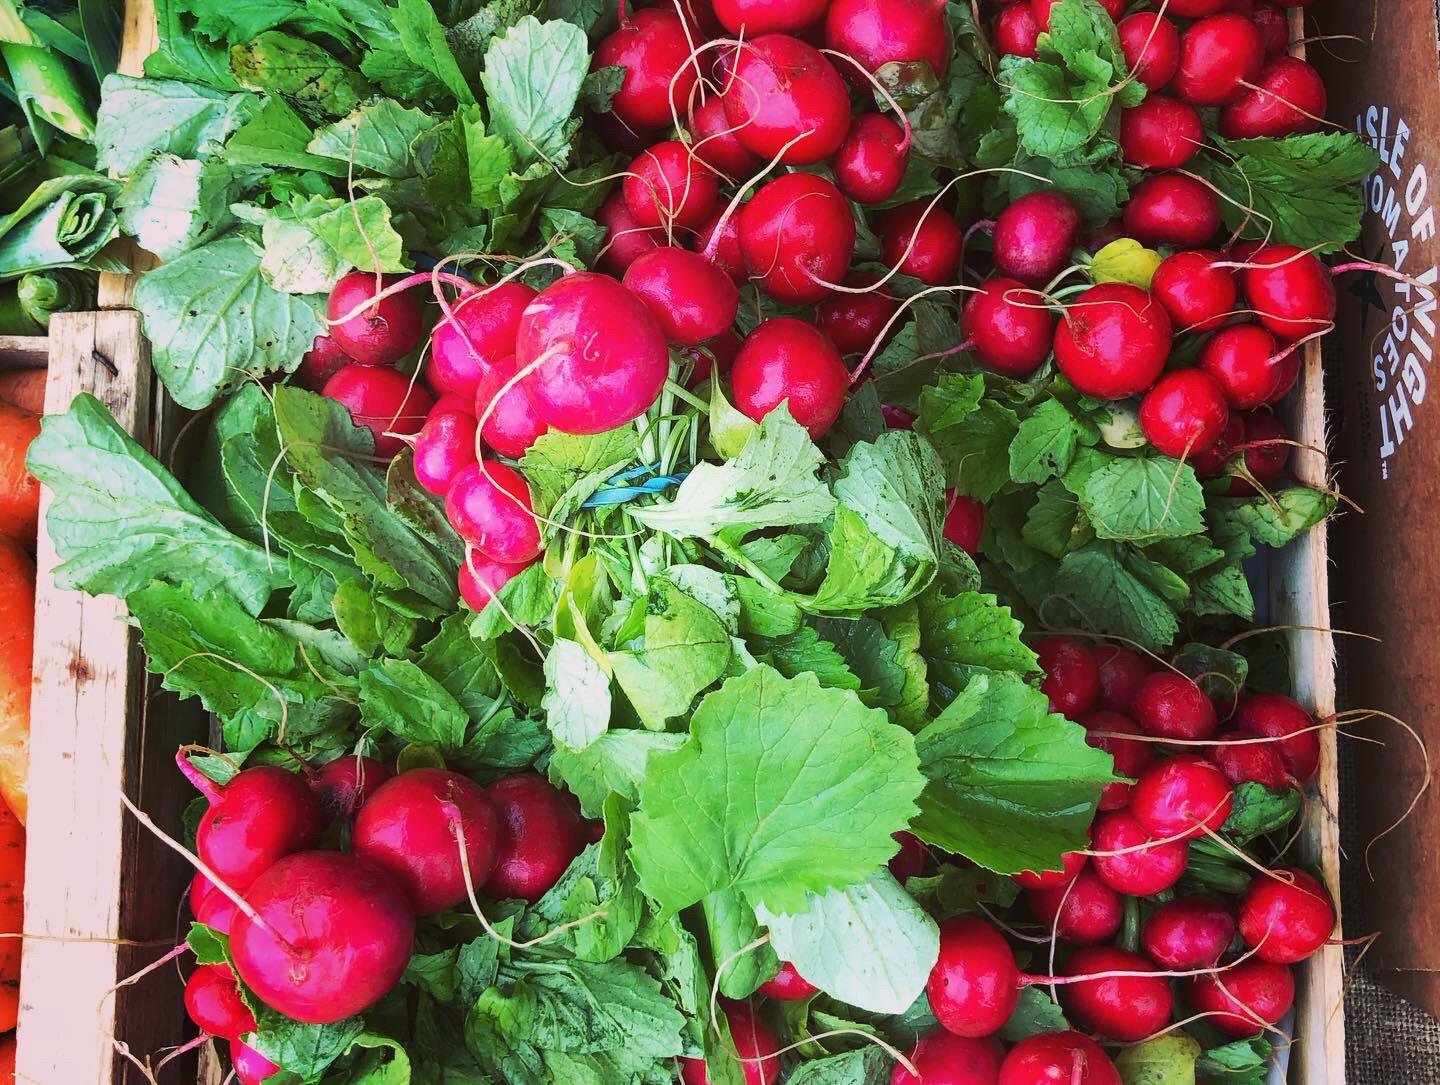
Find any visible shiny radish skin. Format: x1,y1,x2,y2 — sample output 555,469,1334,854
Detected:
623,247,740,346
1237,867,1336,963
722,35,851,166
1153,250,1237,334
1252,3,1289,56
835,115,911,205
516,273,670,434
825,0,950,78
994,4,1041,59
1164,0,1230,13
694,210,747,285
961,277,1056,379
992,192,1082,288
1089,809,1189,897
1012,850,1087,892
817,277,901,356
195,765,326,894
1240,410,1293,482
731,318,850,438
484,773,590,902
323,365,435,459
352,769,502,915
310,755,394,821
1093,644,1152,714
998,1031,1121,1085
714,0,828,34
1130,755,1234,841
1172,14,1265,106
1199,324,1294,409
880,200,965,287
1133,672,1220,742
413,411,480,497
185,964,257,1041
445,461,542,565
1183,959,1295,1037
1139,369,1231,458
757,961,821,1001
326,272,423,367
1120,95,1205,170
1117,13,1181,89
1054,283,1172,399
680,1000,781,1085
1211,727,1290,789
473,355,549,460
597,191,666,276
1026,867,1123,946
1233,691,1321,781
943,492,985,556
230,851,415,1024
926,917,1021,1039
1060,947,1174,1043
231,1041,280,1085
1124,173,1222,248
1037,636,1101,719
593,10,700,131
623,141,720,230
892,1031,1005,1085
689,95,760,179
739,173,856,305
1192,414,1245,479
1242,244,1337,342
1222,57,1327,139
1082,710,1155,811
1141,897,1237,970
459,553,531,612
428,282,537,400
294,334,352,392
1032,0,1124,26
190,873,241,935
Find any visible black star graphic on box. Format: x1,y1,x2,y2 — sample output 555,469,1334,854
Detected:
1347,239,1390,336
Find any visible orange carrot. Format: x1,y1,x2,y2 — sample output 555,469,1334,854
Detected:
0,369,43,416
0,796,24,1033
0,542,32,825
0,403,38,550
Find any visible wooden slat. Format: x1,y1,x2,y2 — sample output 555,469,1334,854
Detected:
0,336,48,370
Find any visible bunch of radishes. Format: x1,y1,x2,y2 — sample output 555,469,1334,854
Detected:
176,753,590,1083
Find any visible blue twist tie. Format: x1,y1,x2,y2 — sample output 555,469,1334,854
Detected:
582,464,690,508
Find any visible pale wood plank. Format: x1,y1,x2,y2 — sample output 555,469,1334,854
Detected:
0,337,48,369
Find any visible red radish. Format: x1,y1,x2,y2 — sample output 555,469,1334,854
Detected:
639,0,724,36
231,1041,280,1085
883,404,917,430
1241,245,1337,342
445,461,541,564
835,115,910,205
352,768,502,915
1032,0,1124,26
995,4,1041,59
1093,645,1151,714
739,173,855,304
1142,897,1236,970
758,961,821,1001
191,764,326,894
414,411,479,497
1140,369,1230,458
594,10,700,131
1172,14,1265,106
1053,283,1172,399
1211,728,1289,788
1130,755,1234,841
714,0,827,33
428,282,536,400
1239,410,1292,484
893,1031,1005,1085
310,755,394,821
1027,867,1123,946
1184,959,1295,1037
1153,250,1237,334
731,318,850,438
323,365,435,458
1192,414,1245,479
623,247,740,346
326,272,423,367
889,830,930,880
683,328,743,387
998,1031,1121,1085
1238,867,1335,963
689,95,760,179
484,773,589,902
817,276,900,356
623,141,720,230
1133,672,1221,742
1252,3,1289,56
926,917,1021,1039
1118,13,1181,90
722,35,851,166
943,492,985,555
433,392,476,418
1199,325,1292,409
473,355,548,460
294,334,352,392
1222,57,1327,139
191,873,240,935
825,0,949,77
1165,0,1230,13
230,851,415,1023
459,553,530,612
1090,809,1189,896
598,191,666,276
1060,947,1174,1043
1036,636,1101,719
880,201,965,287
694,210,746,285
1120,96,1205,169
185,964,256,1041
516,272,669,433
960,277,1056,379
1082,711,1155,811
992,192,1082,288
1123,173,1221,248
680,1000,781,1085
1013,850,1087,891
1233,692,1321,781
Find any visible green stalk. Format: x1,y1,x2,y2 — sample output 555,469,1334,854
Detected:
17,266,88,326
0,282,39,333
0,0,95,144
